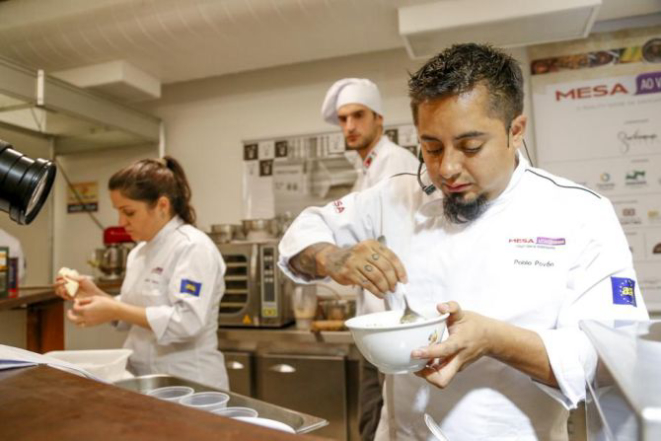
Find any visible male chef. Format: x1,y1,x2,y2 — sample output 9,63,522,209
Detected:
321,77,418,440
279,43,649,440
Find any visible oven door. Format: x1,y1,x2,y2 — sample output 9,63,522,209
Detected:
218,242,261,327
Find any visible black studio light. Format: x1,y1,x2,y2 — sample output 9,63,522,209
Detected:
0,140,56,225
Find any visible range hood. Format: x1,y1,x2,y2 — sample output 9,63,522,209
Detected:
0,56,160,154
398,0,603,59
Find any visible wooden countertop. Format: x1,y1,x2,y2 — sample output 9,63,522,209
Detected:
0,365,325,441
0,288,60,311
0,281,123,311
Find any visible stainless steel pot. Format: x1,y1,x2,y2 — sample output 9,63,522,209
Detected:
241,219,277,240
210,224,234,243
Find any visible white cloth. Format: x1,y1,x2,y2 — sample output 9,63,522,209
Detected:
278,156,649,440
0,229,26,284
115,216,229,390
348,135,419,316
321,78,383,125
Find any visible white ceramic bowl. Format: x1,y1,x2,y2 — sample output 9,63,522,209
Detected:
345,307,449,374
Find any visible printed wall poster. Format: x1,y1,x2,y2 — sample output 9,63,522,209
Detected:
242,123,417,219
67,181,98,213
530,27,661,310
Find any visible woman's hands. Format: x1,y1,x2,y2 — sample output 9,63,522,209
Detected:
54,271,121,328
67,296,120,328
54,273,105,300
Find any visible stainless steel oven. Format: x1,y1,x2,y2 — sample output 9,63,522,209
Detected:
217,239,294,328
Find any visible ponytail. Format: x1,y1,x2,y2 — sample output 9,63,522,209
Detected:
109,155,196,226
163,156,196,225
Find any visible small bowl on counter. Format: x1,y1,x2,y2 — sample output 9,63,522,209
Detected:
147,385,194,402
179,391,230,412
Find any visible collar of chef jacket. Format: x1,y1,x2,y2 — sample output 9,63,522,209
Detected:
143,215,184,252
414,151,529,222
361,135,389,171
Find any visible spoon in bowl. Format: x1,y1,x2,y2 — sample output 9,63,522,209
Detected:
400,293,426,324
424,413,450,441
375,235,425,324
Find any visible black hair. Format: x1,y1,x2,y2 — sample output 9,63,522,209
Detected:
108,155,196,225
408,43,524,127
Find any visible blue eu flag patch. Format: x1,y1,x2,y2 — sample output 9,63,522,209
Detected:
180,279,202,297
611,277,636,307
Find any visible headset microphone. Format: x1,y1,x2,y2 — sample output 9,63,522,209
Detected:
417,150,436,195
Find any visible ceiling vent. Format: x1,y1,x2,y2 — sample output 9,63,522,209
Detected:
398,0,602,59
52,61,161,102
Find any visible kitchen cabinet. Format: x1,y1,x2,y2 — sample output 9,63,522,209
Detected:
224,350,253,397
218,327,361,440
256,353,348,440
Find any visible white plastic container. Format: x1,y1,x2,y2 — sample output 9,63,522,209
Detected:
147,386,194,402
212,406,258,418
179,391,230,412
234,417,295,433
44,349,133,382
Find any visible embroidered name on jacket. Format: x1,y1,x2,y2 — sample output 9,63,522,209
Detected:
508,237,566,249
611,277,636,307
180,279,202,297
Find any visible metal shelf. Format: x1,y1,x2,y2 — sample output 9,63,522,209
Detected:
0,56,160,154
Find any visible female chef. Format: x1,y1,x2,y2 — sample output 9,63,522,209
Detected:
54,156,229,390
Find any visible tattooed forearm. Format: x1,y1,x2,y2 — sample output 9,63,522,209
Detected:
289,242,336,279
324,248,352,274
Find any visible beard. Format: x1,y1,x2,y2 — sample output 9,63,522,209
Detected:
443,192,488,224
345,126,380,152
345,135,373,151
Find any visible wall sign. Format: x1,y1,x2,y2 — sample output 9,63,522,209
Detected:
67,181,99,213
242,124,417,220
530,26,661,310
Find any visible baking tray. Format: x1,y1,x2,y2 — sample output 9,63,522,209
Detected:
114,374,327,434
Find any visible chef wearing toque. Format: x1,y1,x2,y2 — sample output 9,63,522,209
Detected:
321,78,418,441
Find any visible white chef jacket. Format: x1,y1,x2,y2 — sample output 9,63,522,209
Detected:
115,216,229,390
278,155,649,440
349,135,419,316
0,228,26,284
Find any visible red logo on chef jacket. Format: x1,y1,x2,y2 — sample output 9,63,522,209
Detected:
151,267,163,275
364,151,377,169
333,200,345,213
508,237,566,247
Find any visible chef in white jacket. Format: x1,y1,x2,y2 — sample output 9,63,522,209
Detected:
54,156,228,390
322,77,419,440
322,78,419,203
279,44,649,440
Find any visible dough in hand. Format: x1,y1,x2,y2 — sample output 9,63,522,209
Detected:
58,267,80,297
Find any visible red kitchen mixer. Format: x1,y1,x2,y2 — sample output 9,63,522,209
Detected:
90,226,134,281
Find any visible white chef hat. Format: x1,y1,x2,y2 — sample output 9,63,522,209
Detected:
321,78,383,125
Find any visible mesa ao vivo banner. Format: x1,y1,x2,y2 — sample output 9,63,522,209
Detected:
531,28,661,311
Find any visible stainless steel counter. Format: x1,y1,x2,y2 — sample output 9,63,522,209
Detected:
218,325,360,358
581,320,661,440
114,374,328,435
